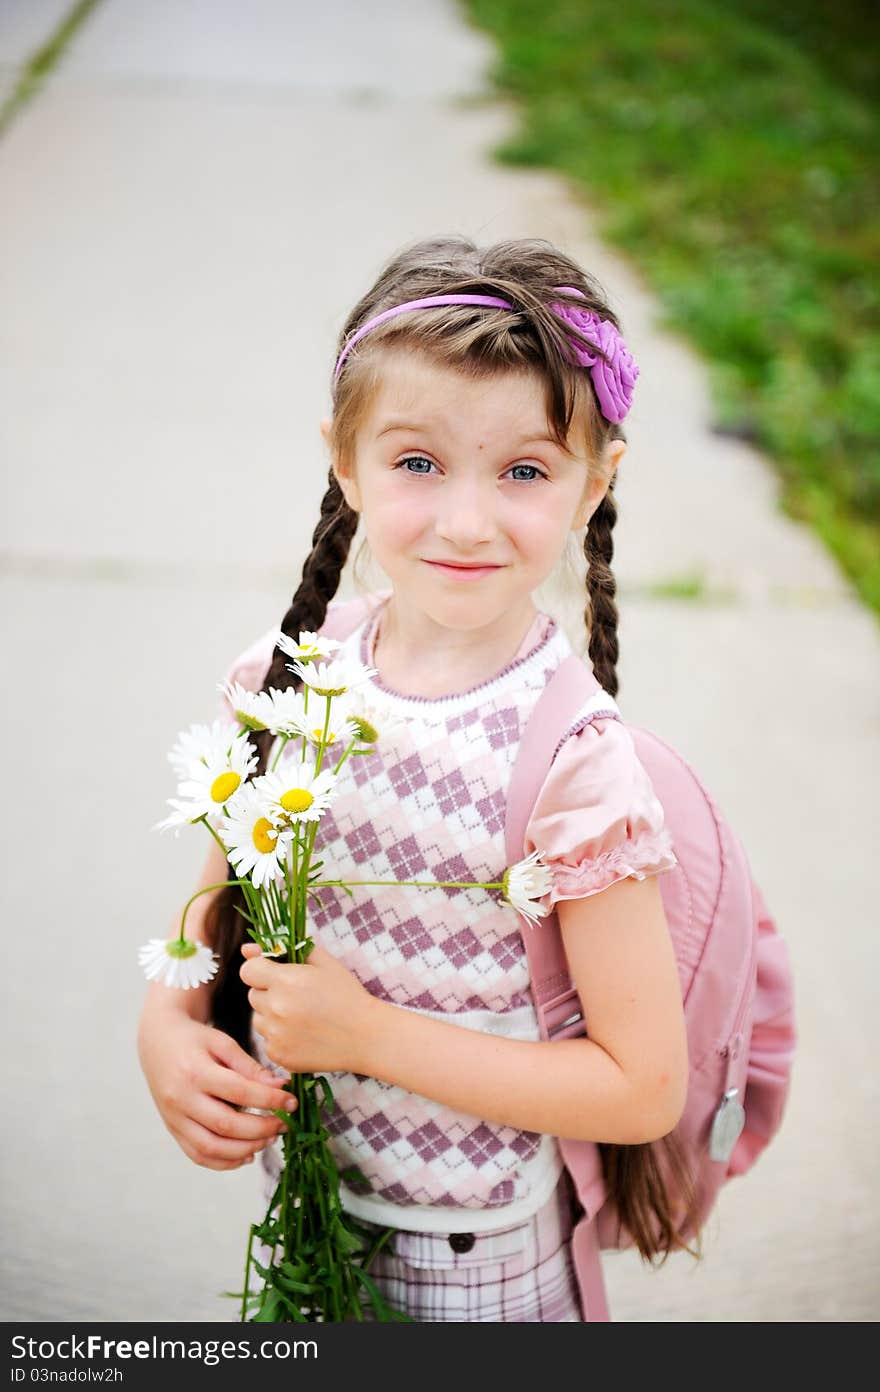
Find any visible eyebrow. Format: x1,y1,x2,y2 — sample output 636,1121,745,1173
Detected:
376,421,558,446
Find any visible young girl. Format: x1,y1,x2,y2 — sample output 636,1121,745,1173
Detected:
138,235,689,1323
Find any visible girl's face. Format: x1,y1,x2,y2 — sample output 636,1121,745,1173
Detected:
329,349,623,635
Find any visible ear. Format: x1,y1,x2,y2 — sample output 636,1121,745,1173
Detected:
572,440,627,531
327,453,362,515
320,416,362,512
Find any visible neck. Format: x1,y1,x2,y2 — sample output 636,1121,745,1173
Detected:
373,595,541,699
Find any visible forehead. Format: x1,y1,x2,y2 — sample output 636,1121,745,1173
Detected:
363,349,553,439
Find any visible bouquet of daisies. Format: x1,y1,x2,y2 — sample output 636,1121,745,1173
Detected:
141,629,554,1322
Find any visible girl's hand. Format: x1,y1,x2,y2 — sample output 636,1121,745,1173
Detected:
239,941,376,1076
137,1010,298,1171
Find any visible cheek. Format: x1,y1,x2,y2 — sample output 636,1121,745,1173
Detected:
508,494,573,557
367,489,433,551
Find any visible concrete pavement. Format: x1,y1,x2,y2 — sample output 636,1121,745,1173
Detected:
1,0,877,1322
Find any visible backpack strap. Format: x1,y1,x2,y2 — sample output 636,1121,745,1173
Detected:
505,652,619,1319
504,653,621,1041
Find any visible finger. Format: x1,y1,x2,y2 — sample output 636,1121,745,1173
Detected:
239,956,275,988
176,1129,255,1171
206,1029,286,1088
177,1116,276,1165
191,1096,292,1142
200,1059,297,1115
241,942,263,959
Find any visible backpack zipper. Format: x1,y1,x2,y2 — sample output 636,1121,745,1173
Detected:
708,885,759,1162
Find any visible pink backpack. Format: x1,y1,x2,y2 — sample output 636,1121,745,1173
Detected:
506,653,797,1321
298,595,795,1321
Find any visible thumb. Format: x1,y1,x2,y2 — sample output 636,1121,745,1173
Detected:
209,1028,282,1085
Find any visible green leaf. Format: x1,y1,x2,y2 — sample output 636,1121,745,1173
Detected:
251,1289,284,1323
330,1218,365,1256
351,1265,413,1321
274,1270,319,1296
315,1075,336,1111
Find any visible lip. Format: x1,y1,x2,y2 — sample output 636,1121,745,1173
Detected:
424,560,503,579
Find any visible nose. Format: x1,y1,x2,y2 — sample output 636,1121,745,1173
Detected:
433,474,499,549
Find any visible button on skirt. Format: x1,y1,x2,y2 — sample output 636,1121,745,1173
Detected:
355,1171,584,1323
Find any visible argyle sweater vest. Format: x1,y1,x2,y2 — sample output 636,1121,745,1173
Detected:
255,604,586,1233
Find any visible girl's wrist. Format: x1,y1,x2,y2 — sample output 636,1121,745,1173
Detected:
139,977,212,1028
356,993,398,1078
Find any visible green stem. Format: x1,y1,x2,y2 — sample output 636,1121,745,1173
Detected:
271,733,293,772
332,736,360,776
313,877,504,891
312,696,332,778
177,879,251,942
242,1224,256,1322
199,815,230,858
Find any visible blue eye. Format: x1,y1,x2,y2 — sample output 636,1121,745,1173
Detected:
508,464,547,482
396,455,547,483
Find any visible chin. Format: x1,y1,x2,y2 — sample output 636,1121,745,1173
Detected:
418,591,519,630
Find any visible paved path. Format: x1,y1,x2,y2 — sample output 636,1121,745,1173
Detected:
1,0,877,1322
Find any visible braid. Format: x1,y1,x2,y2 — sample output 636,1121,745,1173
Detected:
259,468,360,698
205,468,359,1050
583,480,620,698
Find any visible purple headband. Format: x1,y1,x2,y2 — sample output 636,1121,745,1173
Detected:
332,287,639,423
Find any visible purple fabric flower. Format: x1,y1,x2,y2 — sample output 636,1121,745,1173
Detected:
550,294,640,423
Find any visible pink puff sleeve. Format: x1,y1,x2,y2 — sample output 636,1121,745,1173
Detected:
523,716,677,912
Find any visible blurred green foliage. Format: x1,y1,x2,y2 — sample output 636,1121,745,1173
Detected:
462,0,880,611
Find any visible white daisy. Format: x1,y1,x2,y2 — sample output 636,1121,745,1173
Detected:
258,757,338,828
167,719,242,777
165,732,259,825
291,691,361,749
138,937,219,990
343,686,405,748
152,798,206,837
276,630,343,664
259,933,289,958
286,655,378,697
260,686,313,740
223,782,296,890
217,680,276,733
502,851,554,928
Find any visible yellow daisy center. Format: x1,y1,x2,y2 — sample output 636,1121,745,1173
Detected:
211,771,241,803
252,817,279,854
280,787,314,813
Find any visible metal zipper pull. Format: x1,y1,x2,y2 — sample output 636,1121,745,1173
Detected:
709,1087,746,1163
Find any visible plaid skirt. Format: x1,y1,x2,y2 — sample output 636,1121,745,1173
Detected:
355,1171,584,1323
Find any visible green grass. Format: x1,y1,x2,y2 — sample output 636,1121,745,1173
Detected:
0,0,104,139
460,0,880,612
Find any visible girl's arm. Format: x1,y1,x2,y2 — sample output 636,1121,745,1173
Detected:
137,840,297,1169
241,874,688,1145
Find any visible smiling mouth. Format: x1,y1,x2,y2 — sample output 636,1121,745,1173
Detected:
424,560,503,570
